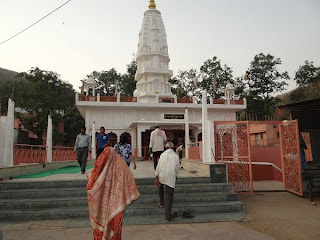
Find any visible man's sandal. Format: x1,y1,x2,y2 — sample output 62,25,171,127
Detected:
182,212,194,219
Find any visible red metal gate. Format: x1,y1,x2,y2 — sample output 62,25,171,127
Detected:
215,121,253,193
279,120,303,196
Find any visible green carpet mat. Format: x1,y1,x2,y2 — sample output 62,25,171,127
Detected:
15,165,94,178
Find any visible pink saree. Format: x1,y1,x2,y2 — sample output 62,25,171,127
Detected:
87,147,140,240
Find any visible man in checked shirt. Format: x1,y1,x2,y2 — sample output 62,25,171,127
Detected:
74,127,92,174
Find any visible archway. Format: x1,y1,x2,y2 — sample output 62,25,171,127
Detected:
198,132,202,142
108,132,117,147
120,132,132,145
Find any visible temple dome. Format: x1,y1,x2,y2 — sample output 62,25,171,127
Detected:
134,0,174,102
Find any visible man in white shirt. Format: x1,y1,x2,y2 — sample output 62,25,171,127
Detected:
74,127,92,174
155,142,180,222
149,125,167,170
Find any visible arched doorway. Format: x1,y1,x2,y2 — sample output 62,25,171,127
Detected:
120,132,132,145
108,132,117,147
198,132,202,142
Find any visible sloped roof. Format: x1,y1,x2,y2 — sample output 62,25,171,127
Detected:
279,97,320,131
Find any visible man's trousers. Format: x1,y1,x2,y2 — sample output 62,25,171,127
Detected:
153,151,163,170
159,183,175,220
77,148,88,172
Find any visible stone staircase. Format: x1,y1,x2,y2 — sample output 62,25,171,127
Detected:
0,177,245,225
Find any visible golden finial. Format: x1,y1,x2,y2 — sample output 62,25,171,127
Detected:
149,0,156,9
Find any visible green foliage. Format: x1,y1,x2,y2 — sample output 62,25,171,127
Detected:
14,67,75,144
62,107,85,145
170,57,233,101
170,69,200,99
200,57,233,98
119,58,137,96
90,57,137,97
246,53,289,98
0,80,15,115
93,68,121,96
294,60,320,87
244,53,289,117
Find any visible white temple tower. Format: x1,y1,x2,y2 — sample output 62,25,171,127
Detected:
133,0,174,103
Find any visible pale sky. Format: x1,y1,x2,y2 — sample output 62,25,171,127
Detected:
0,0,319,93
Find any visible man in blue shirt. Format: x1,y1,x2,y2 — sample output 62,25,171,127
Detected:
96,127,110,158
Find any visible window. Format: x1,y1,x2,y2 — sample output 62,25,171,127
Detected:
260,134,263,139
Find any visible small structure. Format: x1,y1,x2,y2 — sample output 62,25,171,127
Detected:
82,75,97,97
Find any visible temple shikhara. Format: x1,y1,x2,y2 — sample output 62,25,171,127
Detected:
76,0,247,160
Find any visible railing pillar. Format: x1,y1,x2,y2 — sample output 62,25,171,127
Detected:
193,96,197,104
46,115,53,163
210,97,213,105
91,122,96,159
97,93,100,102
185,107,190,159
117,92,120,103
156,94,159,103
0,98,14,167
174,96,177,103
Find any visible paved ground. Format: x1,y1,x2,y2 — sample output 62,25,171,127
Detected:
239,192,320,240
0,220,275,240
6,160,198,182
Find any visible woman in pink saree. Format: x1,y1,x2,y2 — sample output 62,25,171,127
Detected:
86,147,140,240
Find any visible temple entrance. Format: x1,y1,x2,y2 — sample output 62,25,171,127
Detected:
141,128,190,159
214,121,253,193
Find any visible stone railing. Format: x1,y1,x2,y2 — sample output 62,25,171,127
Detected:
187,141,202,161
14,144,46,165
77,94,245,106
13,144,80,165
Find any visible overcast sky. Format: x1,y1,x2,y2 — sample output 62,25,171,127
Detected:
0,0,319,93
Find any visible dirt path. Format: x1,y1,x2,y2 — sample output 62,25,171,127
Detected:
239,192,320,240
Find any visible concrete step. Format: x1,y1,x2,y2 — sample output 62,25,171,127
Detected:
0,177,211,190
54,212,246,227
0,201,244,222
0,183,233,199
0,192,239,210
123,212,246,225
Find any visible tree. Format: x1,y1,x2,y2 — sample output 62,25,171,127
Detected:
170,69,201,99
199,57,233,98
245,53,289,115
94,68,121,96
294,60,320,87
120,58,137,96
14,67,75,145
63,107,85,145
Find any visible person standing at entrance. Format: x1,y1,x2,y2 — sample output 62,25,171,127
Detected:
96,127,110,158
149,125,167,170
74,127,92,174
155,142,180,222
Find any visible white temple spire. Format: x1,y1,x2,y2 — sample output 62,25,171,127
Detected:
133,1,174,103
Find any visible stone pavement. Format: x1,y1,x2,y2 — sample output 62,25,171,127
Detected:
0,220,275,240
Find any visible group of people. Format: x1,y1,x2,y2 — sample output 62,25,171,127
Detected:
74,126,137,174
74,125,183,239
